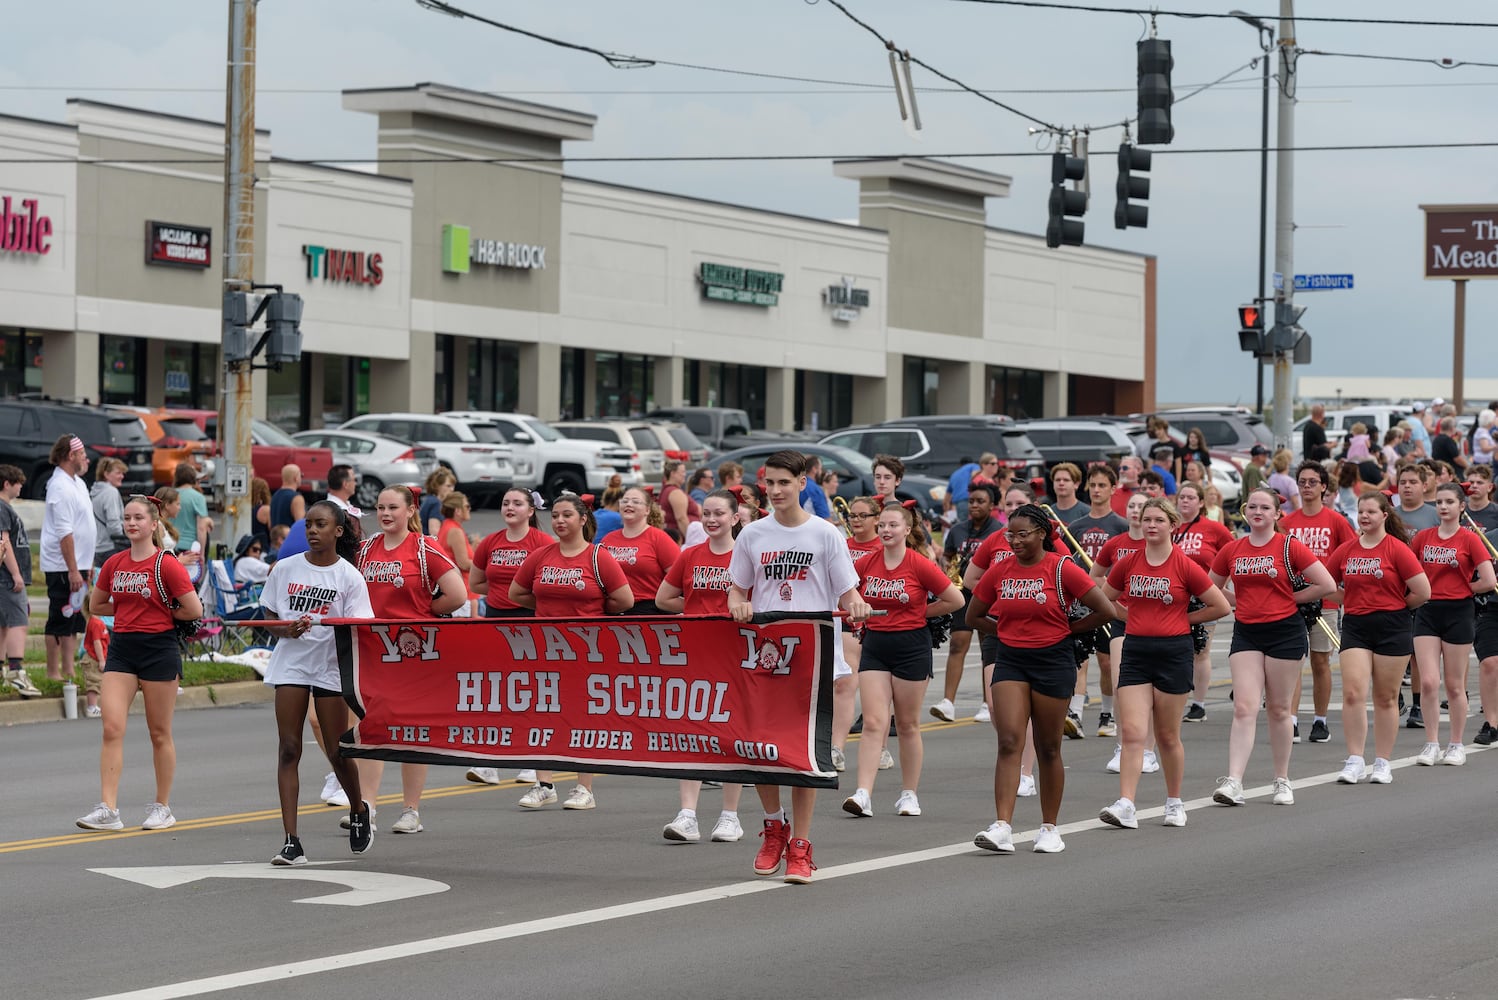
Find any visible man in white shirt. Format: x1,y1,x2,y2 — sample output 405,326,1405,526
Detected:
728,450,869,885
41,435,97,681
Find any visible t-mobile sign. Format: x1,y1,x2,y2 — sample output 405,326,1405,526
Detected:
1,196,52,256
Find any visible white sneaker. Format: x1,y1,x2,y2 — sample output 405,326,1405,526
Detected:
1162,801,1188,827
1336,757,1366,784
930,698,956,723
1442,743,1467,766
974,819,1014,853
562,785,596,809
895,790,921,817
1032,824,1066,853
1212,776,1245,807
1416,742,1441,766
1272,777,1295,805
391,807,423,834
710,813,743,842
76,802,124,831
1017,773,1037,797
518,784,557,809
974,703,991,723
1142,749,1161,774
830,746,846,772
517,769,537,783
325,786,349,809
878,748,894,770
663,810,700,842
1106,744,1122,774
1369,759,1393,784
319,772,342,803
466,767,502,785
842,787,873,817
1100,797,1138,829
142,802,176,831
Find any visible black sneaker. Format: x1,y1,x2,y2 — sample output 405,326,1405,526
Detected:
271,835,306,866
1309,718,1331,743
348,801,374,855
1475,721,1498,746
849,714,864,735
1440,699,1450,710
1063,711,1085,739
1405,704,1425,729
1293,718,1301,744
1184,703,1207,723
1399,692,1406,714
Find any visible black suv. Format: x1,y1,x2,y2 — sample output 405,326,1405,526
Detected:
1017,418,1139,469
819,415,1046,486
0,398,155,498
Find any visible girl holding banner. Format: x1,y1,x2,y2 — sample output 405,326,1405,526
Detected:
600,486,680,617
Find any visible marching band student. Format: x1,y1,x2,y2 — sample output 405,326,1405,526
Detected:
1463,465,1498,531
933,484,1002,725
968,504,1113,854
353,486,466,836
1098,499,1230,831
1282,462,1358,744
656,489,745,844
599,486,680,616
434,491,478,617
727,450,870,885
1174,482,1235,726
1091,492,1161,777
843,503,963,820
1208,487,1336,807
258,500,373,864
510,494,633,810
1410,483,1494,765
1326,492,1431,785
1072,465,1131,737
659,460,702,540
76,495,203,833
833,496,885,771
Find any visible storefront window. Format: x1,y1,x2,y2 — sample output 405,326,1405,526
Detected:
0,331,44,398
457,340,521,412
987,365,1043,420
595,351,653,418
434,334,454,412
704,363,766,428
322,355,347,427
795,370,852,433
164,341,218,411
559,347,583,420
99,334,145,405
902,357,939,417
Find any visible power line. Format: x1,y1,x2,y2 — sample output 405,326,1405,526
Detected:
943,0,1498,29
1303,49,1498,71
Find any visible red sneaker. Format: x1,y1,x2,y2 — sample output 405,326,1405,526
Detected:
753,818,789,876
783,837,816,884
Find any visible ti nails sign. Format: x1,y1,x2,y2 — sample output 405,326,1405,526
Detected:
1421,204,1498,280
302,244,384,286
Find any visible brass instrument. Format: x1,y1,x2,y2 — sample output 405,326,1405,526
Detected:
1040,503,1094,571
1463,511,1498,561
831,494,854,539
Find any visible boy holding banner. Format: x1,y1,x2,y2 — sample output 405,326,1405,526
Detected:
728,451,870,884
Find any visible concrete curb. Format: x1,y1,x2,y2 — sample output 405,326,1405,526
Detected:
0,680,274,727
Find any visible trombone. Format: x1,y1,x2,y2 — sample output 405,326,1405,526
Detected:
1463,510,1498,561
1040,503,1094,571
831,494,855,539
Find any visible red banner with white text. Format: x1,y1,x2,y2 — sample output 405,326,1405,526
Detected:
333,613,838,787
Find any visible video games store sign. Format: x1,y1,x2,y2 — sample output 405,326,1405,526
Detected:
145,221,211,269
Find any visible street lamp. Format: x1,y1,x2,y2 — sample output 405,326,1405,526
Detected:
1230,10,1273,418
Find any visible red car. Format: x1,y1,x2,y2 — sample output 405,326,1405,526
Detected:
188,412,333,493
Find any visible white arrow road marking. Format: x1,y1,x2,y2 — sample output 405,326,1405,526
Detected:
88,861,449,907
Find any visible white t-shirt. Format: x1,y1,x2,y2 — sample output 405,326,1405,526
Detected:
260,554,373,690
41,467,97,574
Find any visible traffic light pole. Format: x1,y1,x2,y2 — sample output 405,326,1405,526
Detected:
1255,22,1272,418
218,0,256,554
1270,0,1296,451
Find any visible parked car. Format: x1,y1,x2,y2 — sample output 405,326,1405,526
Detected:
338,412,514,499
1291,406,1414,459
201,416,334,494
819,415,1046,491
642,406,817,457
554,420,672,482
290,429,439,510
711,442,948,520
1143,407,1275,458
0,397,154,499
441,411,638,496
1014,418,1137,469
652,421,710,469
106,405,216,486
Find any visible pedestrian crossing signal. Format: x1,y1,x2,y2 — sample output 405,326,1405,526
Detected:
1238,305,1260,329
1237,303,1265,355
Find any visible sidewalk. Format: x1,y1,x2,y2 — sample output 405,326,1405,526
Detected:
0,681,274,727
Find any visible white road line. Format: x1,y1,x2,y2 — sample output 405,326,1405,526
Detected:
84,743,1491,1000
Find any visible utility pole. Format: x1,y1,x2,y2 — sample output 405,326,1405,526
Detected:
218,0,257,552
1270,0,1297,450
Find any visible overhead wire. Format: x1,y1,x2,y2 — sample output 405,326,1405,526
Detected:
941,0,1498,30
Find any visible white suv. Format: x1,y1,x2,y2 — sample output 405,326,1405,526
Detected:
442,411,640,496
339,413,514,499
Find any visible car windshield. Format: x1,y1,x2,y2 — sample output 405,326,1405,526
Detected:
519,417,563,442
160,418,208,442
815,444,873,476
109,418,153,447
253,419,297,447
469,423,505,444
666,426,705,451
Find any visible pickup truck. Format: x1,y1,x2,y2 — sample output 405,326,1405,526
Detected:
442,411,639,496
200,415,334,493
644,406,813,457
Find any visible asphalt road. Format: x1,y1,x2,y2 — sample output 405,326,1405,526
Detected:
5,636,1497,1000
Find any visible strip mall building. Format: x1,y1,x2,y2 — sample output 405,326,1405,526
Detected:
0,83,1155,432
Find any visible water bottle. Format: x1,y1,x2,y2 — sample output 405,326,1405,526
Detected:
62,681,78,720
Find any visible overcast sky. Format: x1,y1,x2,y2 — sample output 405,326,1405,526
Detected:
7,1,1498,406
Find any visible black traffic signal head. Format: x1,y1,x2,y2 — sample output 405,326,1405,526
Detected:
1115,143,1152,229
1137,38,1175,145
1046,151,1087,248
1237,303,1265,355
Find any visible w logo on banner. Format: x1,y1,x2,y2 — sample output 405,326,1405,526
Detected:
737,630,800,675
371,624,440,663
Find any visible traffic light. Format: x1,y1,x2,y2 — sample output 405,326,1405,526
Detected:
1137,38,1175,145
1272,301,1307,353
1115,143,1151,229
263,292,305,365
1046,150,1087,248
222,290,252,362
1237,303,1265,355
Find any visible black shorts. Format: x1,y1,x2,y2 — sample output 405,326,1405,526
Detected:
1341,609,1414,657
1104,619,1127,643
485,605,533,619
1117,634,1195,694
859,628,935,682
275,682,342,700
991,637,1076,701
1230,612,1309,660
1413,598,1475,644
103,631,182,683
44,571,84,637
1474,604,1498,661
624,600,664,617
951,590,975,633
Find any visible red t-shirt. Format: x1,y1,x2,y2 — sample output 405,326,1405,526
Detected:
357,533,458,618
1411,526,1489,602
1209,534,1319,624
513,544,630,618
846,536,883,574
970,530,1073,576
599,526,681,603
1326,535,1424,615
472,527,556,611
85,614,110,662
435,518,477,598
664,543,735,616
1281,506,1357,609
1107,547,1213,637
857,549,953,632
98,549,194,633
660,484,702,536
973,552,1097,648
1173,517,1235,571
1094,534,1145,608
1111,486,1138,517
